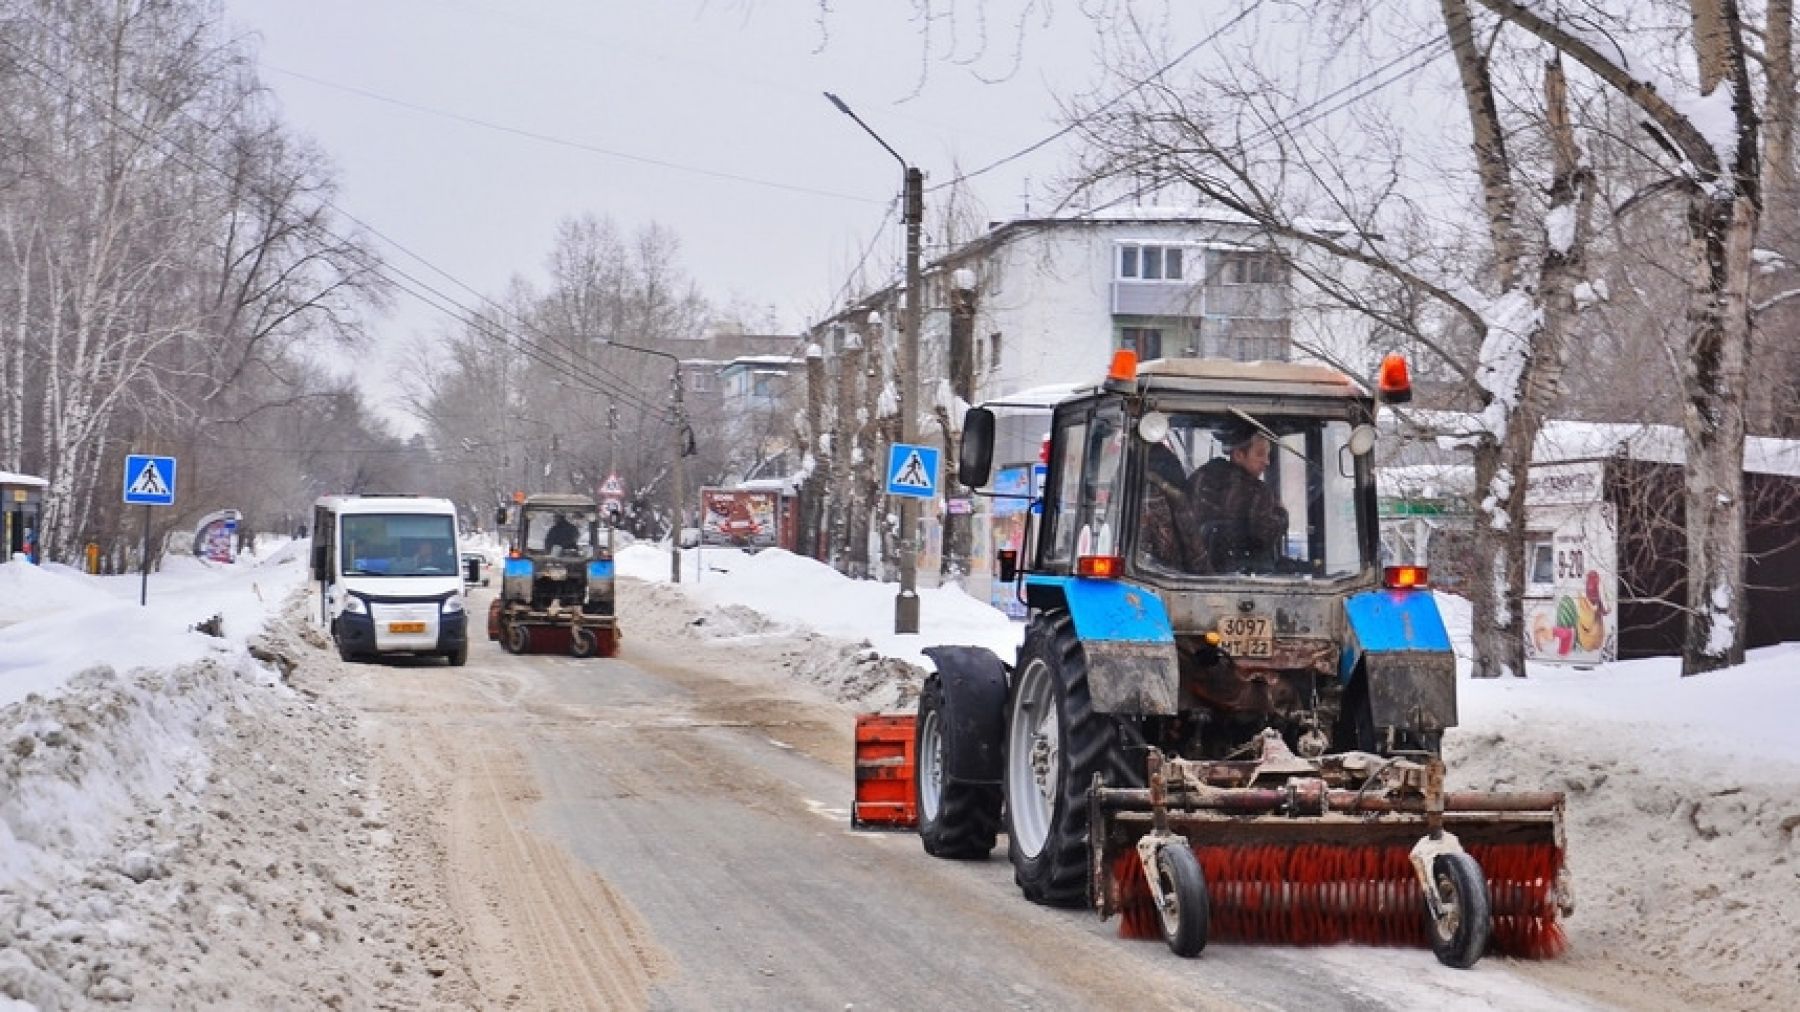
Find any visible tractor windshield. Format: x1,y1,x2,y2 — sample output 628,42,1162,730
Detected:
523,507,601,558
1134,410,1371,580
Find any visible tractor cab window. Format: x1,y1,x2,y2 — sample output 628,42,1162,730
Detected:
1044,407,1127,566
525,508,599,557
1133,411,1369,580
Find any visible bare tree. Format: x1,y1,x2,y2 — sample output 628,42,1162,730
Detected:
1476,0,1773,673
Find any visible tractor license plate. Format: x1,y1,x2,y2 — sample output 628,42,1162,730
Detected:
388,621,426,634
1217,615,1273,658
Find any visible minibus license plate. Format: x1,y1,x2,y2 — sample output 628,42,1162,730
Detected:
388,621,426,634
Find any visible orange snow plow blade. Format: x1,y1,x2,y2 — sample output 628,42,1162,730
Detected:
1094,738,1570,961
851,713,917,829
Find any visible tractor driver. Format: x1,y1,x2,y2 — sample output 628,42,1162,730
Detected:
544,512,582,553
1186,420,1289,572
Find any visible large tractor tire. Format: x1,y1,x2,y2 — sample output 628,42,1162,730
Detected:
1003,612,1145,907
915,673,1002,859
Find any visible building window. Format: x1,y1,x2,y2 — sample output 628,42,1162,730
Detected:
1217,251,1281,285
1121,328,1163,360
752,374,775,398
1118,244,1185,282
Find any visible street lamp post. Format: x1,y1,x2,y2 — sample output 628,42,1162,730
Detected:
825,91,923,635
606,340,688,584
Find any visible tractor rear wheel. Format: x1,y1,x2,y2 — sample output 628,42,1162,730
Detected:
1003,612,1144,906
915,674,1001,859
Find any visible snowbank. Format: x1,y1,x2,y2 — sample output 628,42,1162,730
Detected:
0,558,450,1008
617,544,1021,676
0,540,308,709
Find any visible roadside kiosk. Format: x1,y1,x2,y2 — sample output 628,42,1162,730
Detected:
0,471,47,563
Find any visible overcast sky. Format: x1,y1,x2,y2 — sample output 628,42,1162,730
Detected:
219,0,1192,424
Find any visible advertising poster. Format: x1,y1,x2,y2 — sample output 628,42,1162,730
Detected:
987,465,1033,619
700,488,781,551
192,509,241,563
1523,504,1618,666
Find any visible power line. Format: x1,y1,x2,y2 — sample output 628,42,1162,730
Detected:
0,21,672,421
925,2,1264,196
265,64,890,207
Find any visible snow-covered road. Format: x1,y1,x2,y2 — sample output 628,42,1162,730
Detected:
1,545,1796,1008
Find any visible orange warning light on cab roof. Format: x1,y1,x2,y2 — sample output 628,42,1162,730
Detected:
1377,353,1413,404
1108,348,1139,382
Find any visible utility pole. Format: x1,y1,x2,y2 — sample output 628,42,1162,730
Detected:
671,366,686,584
826,91,924,634
896,164,923,633
604,339,688,584
608,403,619,477
801,342,826,560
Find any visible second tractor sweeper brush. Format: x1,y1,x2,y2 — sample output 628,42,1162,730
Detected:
1093,733,1570,967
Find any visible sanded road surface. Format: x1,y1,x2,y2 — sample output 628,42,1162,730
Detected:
333,589,1604,1011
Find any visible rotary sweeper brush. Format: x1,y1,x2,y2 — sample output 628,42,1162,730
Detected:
1094,734,1569,966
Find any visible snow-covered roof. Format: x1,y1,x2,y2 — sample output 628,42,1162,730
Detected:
1386,411,1800,479
0,471,48,487
726,355,803,367
983,382,1085,411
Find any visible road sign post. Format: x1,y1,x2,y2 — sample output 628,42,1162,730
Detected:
123,454,177,606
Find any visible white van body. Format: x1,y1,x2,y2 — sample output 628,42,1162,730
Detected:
310,495,469,665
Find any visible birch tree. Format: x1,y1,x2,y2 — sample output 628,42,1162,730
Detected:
1069,3,1597,677
1474,0,1771,672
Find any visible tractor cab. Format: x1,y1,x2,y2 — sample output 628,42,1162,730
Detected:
487,494,619,657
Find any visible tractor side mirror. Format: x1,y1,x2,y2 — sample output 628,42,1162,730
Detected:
959,407,995,488
996,548,1018,583
310,545,326,581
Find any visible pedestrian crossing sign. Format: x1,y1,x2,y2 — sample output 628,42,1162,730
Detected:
123,454,177,506
885,443,939,499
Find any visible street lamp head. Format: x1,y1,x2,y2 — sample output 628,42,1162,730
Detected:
824,91,851,116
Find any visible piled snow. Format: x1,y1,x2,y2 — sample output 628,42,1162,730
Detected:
617,544,1021,686
1,540,307,708
0,556,460,1008
1434,591,1800,1008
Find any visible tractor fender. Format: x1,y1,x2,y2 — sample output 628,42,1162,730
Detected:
1340,589,1458,732
1025,575,1179,715
920,646,1009,785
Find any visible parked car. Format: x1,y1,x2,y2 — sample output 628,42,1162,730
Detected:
461,551,490,587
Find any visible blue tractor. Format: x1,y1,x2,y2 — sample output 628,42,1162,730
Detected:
910,354,1567,967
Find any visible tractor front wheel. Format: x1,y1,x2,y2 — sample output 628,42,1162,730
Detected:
504,622,531,656
1003,613,1144,906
